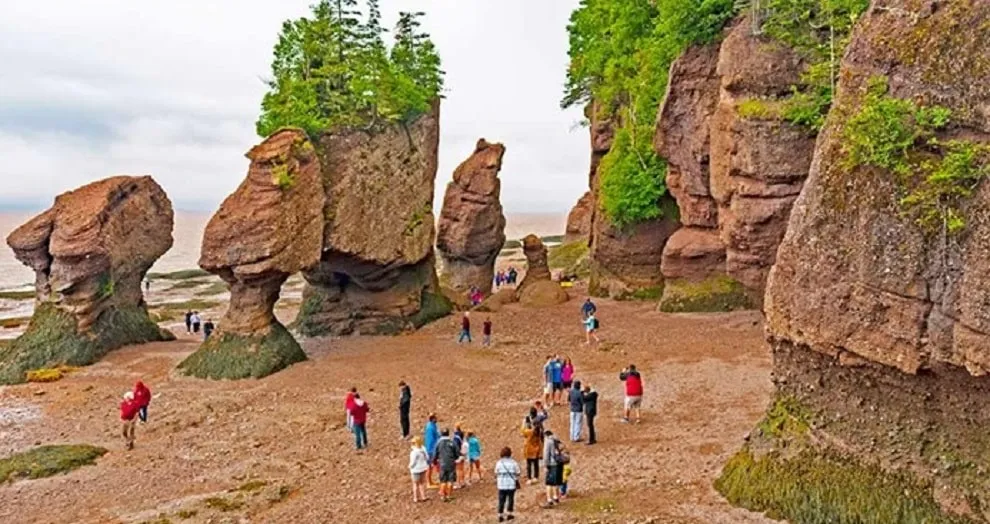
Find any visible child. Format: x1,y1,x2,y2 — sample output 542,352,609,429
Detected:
344,387,357,430
408,437,430,502
120,391,140,450
454,423,466,487
467,431,483,482
482,317,493,347
561,460,573,498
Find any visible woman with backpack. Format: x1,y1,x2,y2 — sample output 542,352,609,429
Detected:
583,313,601,345
494,447,521,522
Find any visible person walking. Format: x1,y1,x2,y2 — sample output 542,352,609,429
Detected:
583,313,601,345
568,380,584,442
620,364,644,423
408,436,430,503
494,447,521,522
120,391,139,450
542,430,563,507
344,387,357,431
132,381,151,423
457,312,472,344
435,429,461,502
581,297,597,319
482,317,493,347
399,381,412,440
203,319,215,340
184,311,193,334
582,384,599,445
467,431,483,482
191,311,202,334
144,279,151,292
521,417,542,485
424,413,441,488
350,393,370,450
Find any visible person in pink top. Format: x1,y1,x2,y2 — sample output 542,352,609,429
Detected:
561,357,575,390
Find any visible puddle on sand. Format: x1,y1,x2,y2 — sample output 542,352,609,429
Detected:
0,402,42,426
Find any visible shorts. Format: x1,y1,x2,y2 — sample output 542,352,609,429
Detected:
562,380,572,389
625,396,643,409
544,383,553,394
545,463,564,486
439,466,457,483
411,471,425,482
552,382,564,392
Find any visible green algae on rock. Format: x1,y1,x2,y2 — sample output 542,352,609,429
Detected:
658,275,750,313
0,445,107,483
179,323,306,380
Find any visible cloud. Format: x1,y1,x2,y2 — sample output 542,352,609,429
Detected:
0,0,589,213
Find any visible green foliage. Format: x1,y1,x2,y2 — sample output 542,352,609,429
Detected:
179,322,307,380
203,496,244,512
97,272,115,299
271,163,295,190
564,0,736,226
658,275,752,312
404,203,431,236
548,241,590,270
256,1,444,137
716,448,972,524
736,98,785,120
0,303,169,385
0,445,107,483
758,395,813,438
843,77,990,234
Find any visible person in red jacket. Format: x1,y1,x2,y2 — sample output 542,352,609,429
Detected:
132,381,151,423
350,393,370,451
344,387,357,430
120,392,140,450
619,364,644,424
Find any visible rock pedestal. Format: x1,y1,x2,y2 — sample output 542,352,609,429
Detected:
2,176,174,384
436,139,507,297
517,234,568,307
180,129,321,379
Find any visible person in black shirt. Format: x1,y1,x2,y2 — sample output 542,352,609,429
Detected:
582,384,599,445
399,381,412,440
203,319,215,340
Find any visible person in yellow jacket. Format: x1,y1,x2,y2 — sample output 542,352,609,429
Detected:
560,461,573,499
521,420,543,485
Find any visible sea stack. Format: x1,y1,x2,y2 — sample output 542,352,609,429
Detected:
180,129,321,379
436,139,507,298
517,234,568,307
295,101,452,336
1,176,174,384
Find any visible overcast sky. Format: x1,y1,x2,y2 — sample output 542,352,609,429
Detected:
0,0,589,213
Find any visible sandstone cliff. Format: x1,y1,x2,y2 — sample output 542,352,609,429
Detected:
517,234,568,307
436,139,507,297
1,176,174,384
295,102,451,336
564,191,593,244
180,129,319,379
720,1,990,519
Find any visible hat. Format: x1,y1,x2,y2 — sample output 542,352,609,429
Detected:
123,391,134,400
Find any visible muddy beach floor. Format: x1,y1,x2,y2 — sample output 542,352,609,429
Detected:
0,293,775,524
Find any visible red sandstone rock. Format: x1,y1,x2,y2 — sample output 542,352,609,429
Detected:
660,227,726,282
564,191,593,244
589,200,680,298
517,234,567,306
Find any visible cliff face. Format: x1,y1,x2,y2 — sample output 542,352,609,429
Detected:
1,176,174,384
180,129,319,379
436,139,507,296
720,1,990,519
296,102,451,336
564,191,593,244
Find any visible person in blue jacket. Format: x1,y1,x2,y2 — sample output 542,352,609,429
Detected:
424,413,441,487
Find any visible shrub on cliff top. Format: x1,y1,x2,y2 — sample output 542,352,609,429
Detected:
256,0,444,138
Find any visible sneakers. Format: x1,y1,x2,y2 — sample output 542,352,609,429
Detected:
621,418,630,423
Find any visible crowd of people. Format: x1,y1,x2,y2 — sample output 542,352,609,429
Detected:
494,267,518,289
183,311,215,340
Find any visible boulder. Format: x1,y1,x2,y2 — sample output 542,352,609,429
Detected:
436,139,507,296
564,191,594,244
475,287,519,313
1,176,173,384
180,129,320,379
517,234,568,306
295,102,451,336
660,227,725,282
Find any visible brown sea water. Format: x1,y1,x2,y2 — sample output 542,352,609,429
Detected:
0,211,565,291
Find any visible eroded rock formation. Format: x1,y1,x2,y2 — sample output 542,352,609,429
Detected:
295,102,451,335
436,139,506,297
564,191,593,244
180,129,319,379
517,234,567,307
1,176,173,384
720,2,990,518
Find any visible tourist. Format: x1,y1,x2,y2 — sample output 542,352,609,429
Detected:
203,319,215,340
454,423,466,487
482,316,493,347
620,364,644,423
561,357,574,390
582,384,599,445
508,267,518,285
542,355,555,406
350,393,370,450
467,431,483,482
120,391,139,450
191,311,202,334
551,355,564,405
144,278,151,292
184,311,193,334
408,436,430,503
435,429,460,502
561,459,573,499
494,447,521,522
344,387,357,430
424,413,441,487
132,380,151,423
399,381,412,440
568,380,584,442
583,312,601,345
520,416,542,485
542,430,564,507
470,287,484,306
531,401,549,437
581,297,597,319
458,312,472,344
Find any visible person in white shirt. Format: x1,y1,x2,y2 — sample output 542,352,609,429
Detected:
408,436,430,503
494,447,521,522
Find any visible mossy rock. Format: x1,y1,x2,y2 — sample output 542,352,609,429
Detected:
179,323,307,380
658,276,752,313
0,444,107,483
408,290,453,329
0,303,171,385
548,241,590,279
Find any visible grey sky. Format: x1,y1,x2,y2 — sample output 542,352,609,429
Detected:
0,0,589,213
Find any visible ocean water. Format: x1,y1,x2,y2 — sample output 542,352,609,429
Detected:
0,211,565,290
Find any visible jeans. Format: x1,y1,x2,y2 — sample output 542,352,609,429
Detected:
353,423,368,449
586,413,596,444
138,406,148,423
400,404,411,438
561,483,568,496
497,489,516,514
458,329,471,343
569,411,583,441
526,458,540,479
483,334,491,346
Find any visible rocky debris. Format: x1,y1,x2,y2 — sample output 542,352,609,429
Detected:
475,288,518,313
435,139,507,296
516,234,567,306
660,228,725,282
181,129,320,379
1,176,174,384
296,102,451,336
564,191,593,244
709,18,815,304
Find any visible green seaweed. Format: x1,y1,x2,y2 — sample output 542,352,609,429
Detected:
408,290,453,329
0,445,107,483
147,269,211,280
658,276,752,313
179,323,306,380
